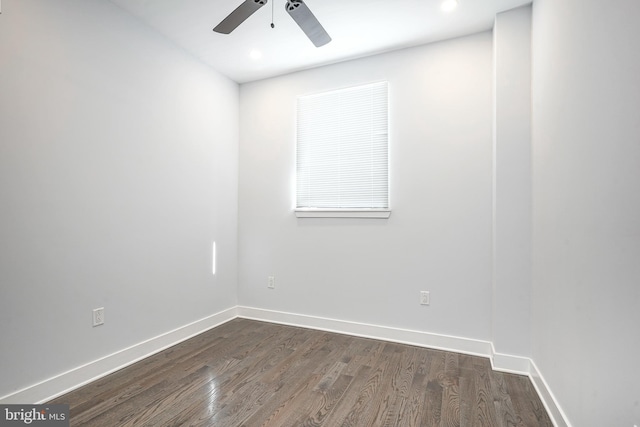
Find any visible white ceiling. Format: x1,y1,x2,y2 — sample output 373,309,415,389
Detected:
108,0,531,83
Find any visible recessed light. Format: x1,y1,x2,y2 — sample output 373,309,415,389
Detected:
441,0,458,13
249,49,262,60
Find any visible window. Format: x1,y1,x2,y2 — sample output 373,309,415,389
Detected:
295,81,390,218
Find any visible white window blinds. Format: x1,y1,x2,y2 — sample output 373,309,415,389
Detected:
296,81,389,210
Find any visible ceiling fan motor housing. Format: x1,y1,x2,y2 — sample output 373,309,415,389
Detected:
286,1,303,12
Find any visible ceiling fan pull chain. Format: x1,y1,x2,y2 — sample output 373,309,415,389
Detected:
271,0,275,28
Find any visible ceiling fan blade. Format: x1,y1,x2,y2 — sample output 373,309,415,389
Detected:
213,0,268,34
285,0,331,47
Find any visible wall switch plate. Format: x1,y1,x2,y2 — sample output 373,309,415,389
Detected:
268,276,275,289
420,291,430,305
93,307,104,327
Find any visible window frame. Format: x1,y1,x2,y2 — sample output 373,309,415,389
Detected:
294,81,391,219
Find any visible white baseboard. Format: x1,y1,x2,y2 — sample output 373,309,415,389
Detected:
490,344,533,374
0,304,571,427
0,307,238,404
529,359,572,427
237,306,494,359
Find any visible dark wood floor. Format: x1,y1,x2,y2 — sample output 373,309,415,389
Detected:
50,319,553,426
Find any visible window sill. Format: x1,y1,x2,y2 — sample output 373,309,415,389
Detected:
295,209,391,219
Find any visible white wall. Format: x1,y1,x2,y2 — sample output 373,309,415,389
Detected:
531,0,640,425
492,6,532,359
6,2,637,423
0,0,238,399
238,33,494,341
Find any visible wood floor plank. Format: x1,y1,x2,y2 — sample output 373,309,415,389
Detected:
472,362,500,427
286,371,354,427
423,349,446,426
216,330,331,427
395,346,436,426
385,347,419,427
336,355,393,425
398,373,427,426
317,364,373,426
364,348,408,426
504,373,554,427
48,319,554,427
239,334,335,426
439,352,461,427
490,371,520,427
458,375,475,426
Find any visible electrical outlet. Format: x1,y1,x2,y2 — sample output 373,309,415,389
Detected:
268,276,275,289
93,307,104,327
420,291,430,306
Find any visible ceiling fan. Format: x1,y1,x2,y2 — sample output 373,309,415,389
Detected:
213,0,331,47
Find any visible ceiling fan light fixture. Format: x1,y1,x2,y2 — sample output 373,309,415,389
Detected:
441,0,459,13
